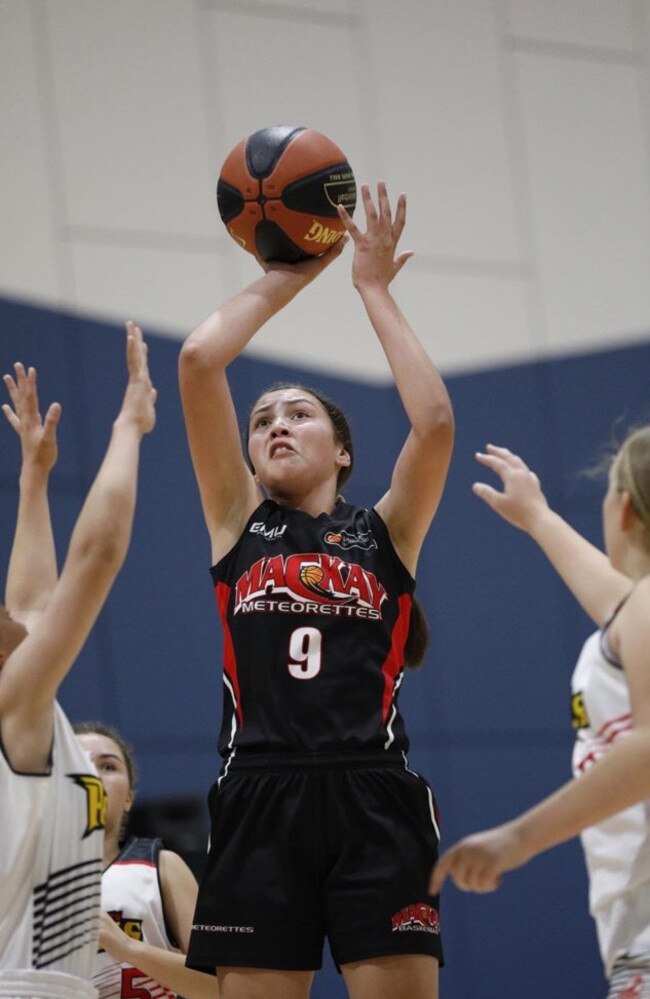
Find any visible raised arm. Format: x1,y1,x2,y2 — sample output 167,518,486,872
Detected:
338,184,454,576
473,444,630,627
98,851,220,999
0,322,156,772
430,578,650,895
3,364,61,629
179,244,345,564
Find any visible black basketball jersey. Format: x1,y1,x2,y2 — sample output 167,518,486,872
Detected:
211,499,416,757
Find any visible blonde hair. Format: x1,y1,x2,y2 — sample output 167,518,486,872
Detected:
614,426,650,540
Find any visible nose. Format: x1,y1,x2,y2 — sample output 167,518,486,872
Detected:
269,417,290,436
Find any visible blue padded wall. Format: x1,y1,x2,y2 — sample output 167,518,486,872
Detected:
2,297,649,997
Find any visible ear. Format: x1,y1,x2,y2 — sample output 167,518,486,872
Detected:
336,448,351,469
620,491,638,532
123,788,135,815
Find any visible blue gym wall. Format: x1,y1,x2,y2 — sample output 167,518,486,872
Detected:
3,297,649,996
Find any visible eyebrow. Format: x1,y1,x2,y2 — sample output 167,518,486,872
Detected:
95,753,123,764
251,397,316,418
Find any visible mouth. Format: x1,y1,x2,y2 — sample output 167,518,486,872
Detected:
269,442,295,458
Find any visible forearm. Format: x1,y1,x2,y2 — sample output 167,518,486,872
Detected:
108,937,219,999
5,464,57,612
182,270,308,371
357,282,453,437
512,727,650,861
527,507,630,625
66,419,142,570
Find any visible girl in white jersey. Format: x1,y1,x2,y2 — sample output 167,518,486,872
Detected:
74,722,219,999
430,431,650,998
0,325,156,999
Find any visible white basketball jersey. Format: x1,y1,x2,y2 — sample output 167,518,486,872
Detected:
571,625,650,974
0,702,104,998
93,837,178,999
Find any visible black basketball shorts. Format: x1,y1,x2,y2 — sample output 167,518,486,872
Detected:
186,751,443,972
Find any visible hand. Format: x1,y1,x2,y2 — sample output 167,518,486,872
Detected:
429,822,529,895
98,911,132,960
255,236,347,290
2,364,61,473
337,181,413,290
473,444,549,532
118,322,157,435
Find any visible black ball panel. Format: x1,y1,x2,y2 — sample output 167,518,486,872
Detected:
282,164,356,217
216,178,246,223
246,126,305,179
254,220,309,263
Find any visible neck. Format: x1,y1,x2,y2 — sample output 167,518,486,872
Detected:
620,546,650,581
102,831,122,869
269,481,339,518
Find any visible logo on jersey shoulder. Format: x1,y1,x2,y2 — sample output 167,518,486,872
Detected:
391,902,440,934
571,691,590,730
70,773,107,837
234,552,387,620
105,910,143,942
323,528,377,552
249,520,287,542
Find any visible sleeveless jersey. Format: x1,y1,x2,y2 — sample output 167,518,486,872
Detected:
0,702,104,998
212,500,415,757
570,596,650,974
93,837,178,999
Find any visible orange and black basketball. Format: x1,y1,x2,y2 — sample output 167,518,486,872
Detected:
217,125,356,263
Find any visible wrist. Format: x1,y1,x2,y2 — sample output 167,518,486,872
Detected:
19,462,52,487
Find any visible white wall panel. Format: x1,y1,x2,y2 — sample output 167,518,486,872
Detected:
69,241,231,337
0,1,61,301
505,0,637,52
363,0,521,265
515,52,650,352
205,7,364,180
46,0,215,238
397,267,533,373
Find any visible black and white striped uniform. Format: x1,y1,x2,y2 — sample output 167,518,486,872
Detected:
0,702,104,999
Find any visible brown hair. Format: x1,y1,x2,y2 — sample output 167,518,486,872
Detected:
73,720,138,791
246,383,354,489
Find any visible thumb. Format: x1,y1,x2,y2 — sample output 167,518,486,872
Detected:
43,402,61,435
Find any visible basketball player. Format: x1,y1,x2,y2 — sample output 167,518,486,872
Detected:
0,325,155,999
178,182,454,999
74,722,219,999
430,437,650,998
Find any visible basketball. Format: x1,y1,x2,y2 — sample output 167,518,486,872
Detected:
216,125,356,263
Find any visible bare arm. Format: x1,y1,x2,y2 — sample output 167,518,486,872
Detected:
178,244,345,565
430,578,650,895
473,445,630,626
3,364,61,628
338,184,454,575
0,323,156,772
98,850,221,998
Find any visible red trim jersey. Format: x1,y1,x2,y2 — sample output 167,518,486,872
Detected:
93,837,178,999
212,500,415,757
571,598,650,975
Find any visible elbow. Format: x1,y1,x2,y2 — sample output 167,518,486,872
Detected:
420,400,455,452
73,527,129,577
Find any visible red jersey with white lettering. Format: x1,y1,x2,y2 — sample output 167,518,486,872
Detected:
212,500,415,757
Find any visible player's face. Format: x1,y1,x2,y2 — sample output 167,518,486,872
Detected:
0,605,28,670
77,732,133,838
248,389,349,495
